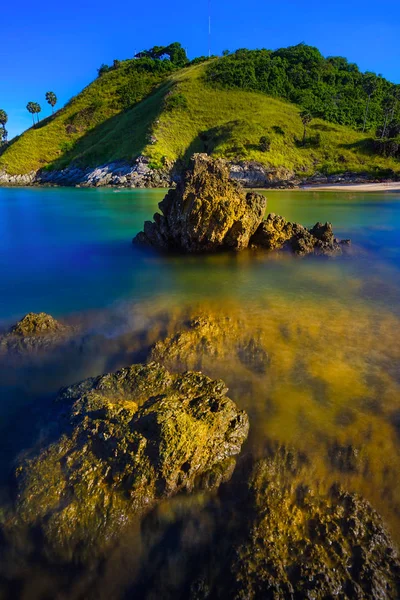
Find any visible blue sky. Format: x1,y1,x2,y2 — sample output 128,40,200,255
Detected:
2,0,399,139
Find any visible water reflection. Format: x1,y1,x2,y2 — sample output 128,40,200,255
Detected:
1,188,400,597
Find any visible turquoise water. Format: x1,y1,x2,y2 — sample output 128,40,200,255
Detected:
1,186,400,597
0,186,400,323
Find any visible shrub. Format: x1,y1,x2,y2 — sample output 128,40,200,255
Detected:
259,135,271,151
164,92,188,111
59,140,75,153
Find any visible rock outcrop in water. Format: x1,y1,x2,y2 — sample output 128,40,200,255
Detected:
134,154,267,252
7,362,248,561
134,154,350,256
0,312,75,355
250,213,351,256
133,446,400,599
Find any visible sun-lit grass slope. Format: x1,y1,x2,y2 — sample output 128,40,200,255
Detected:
1,59,399,178
0,58,173,175
143,64,400,177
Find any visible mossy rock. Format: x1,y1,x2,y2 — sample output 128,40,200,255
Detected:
9,362,249,562
0,312,74,355
132,446,400,599
134,153,267,252
250,213,351,256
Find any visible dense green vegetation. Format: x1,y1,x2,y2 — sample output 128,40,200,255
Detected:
0,42,399,178
205,44,400,132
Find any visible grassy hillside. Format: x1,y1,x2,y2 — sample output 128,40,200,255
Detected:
0,57,174,175
143,65,400,177
1,52,399,178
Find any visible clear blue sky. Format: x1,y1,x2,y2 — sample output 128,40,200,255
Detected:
2,0,399,140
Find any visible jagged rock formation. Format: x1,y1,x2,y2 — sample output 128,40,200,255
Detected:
250,213,351,256
132,447,400,599
6,362,248,562
134,154,350,255
134,154,267,252
0,312,74,355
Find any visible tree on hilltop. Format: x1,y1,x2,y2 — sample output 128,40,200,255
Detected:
27,102,41,125
26,102,36,126
34,103,42,123
45,91,57,114
135,42,188,67
0,127,7,146
0,109,8,142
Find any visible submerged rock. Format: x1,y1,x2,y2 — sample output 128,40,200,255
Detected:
132,446,400,599
134,153,267,252
0,312,74,355
219,449,400,599
151,312,271,375
8,362,248,561
250,213,351,256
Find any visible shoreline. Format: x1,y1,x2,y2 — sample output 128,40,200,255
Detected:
1,181,400,193
299,181,400,192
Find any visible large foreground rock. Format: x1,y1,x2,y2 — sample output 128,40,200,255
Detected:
134,154,267,252
7,362,248,562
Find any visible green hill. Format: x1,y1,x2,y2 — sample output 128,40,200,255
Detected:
1,43,399,180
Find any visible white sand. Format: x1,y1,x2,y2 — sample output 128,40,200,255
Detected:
300,182,400,192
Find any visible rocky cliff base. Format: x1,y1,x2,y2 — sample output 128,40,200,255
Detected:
0,156,389,189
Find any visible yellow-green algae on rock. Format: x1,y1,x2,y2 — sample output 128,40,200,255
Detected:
146,295,400,542
8,362,249,562
0,312,75,356
133,447,400,599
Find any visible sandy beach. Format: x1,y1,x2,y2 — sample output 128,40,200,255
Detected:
301,181,400,192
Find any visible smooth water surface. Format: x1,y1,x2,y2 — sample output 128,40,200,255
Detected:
1,186,400,598
1,186,400,321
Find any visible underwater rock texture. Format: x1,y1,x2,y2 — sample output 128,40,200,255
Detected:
8,362,249,562
132,447,400,599
134,153,267,252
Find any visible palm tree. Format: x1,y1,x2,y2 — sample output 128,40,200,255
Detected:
34,103,42,123
45,91,57,114
26,102,36,126
0,127,6,146
0,109,8,142
300,110,313,145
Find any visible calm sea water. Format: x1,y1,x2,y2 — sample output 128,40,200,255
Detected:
0,186,399,321
1,186,400,598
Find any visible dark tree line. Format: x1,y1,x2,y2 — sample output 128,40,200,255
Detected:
98,42,188,77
